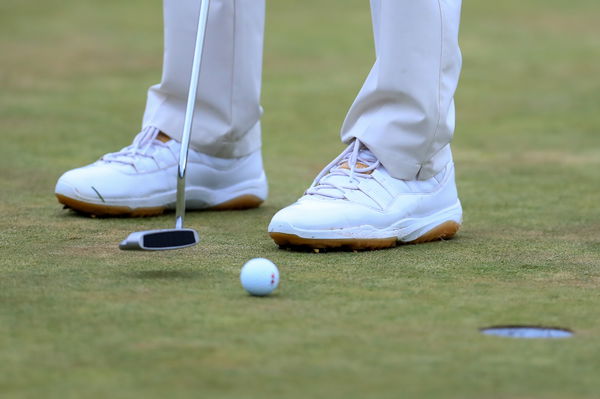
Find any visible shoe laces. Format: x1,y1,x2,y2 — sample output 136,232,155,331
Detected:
101,126,170,168
306,139,380,200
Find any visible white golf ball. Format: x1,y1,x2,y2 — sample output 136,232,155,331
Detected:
240,258,279,296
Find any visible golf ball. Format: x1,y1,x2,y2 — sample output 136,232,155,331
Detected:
240,258,279,296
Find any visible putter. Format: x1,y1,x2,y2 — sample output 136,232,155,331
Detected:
119,0,210,250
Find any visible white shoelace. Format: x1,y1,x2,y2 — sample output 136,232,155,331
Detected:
306,139,380,200
101,126,170,167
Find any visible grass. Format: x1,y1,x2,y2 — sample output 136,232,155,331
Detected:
1,0,600,398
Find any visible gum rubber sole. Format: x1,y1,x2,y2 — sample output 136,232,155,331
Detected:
208,195,264,210
57,195,166,217
56,194,263,217
270,221,461,251
406,220,461,244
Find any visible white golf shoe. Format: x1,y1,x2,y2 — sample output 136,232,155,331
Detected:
268,139,462,250
55,127,268,216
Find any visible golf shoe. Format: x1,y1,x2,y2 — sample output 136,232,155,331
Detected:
268,139,462,250
55,127,267,216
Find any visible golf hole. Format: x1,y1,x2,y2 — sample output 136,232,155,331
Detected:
480,325,573,339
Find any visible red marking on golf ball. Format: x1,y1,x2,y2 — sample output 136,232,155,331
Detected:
271,273,275,285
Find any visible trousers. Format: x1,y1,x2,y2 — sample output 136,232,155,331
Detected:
142,0,462,180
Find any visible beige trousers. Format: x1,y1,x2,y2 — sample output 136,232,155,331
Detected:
142,0,462,180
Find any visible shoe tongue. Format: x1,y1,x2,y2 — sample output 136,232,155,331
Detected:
339,161,373,174
156,132,171,143
315,160,372,197
102,129,173,169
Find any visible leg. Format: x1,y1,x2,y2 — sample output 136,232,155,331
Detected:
55,0,268,217
269,0,463,250
342,0,462,180
144,0,265,159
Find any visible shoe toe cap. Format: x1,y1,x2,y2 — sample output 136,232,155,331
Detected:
268,198,368,233
55,167,96,200
55,163,166,202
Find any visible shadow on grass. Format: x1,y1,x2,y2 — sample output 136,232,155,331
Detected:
275,236,464,254
122,269,203,280
242,293,282,300
55,203,274,219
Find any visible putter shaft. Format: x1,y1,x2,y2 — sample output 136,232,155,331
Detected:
175,0,211,229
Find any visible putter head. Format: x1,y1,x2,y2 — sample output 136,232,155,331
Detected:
119,228,199,251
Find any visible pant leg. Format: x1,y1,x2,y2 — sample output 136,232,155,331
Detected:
341,0,462,180
143,0,265,158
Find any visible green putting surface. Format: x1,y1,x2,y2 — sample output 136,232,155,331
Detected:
1,0,600,397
